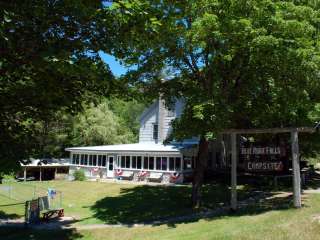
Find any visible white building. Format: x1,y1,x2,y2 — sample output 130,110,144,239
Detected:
66,98,198,184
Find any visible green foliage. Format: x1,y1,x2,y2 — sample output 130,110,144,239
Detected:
0,1,116,171
103,0,320,142
71,100,136,146
20,98,145,159
73,170,86,181
109,98,146,139
0,172,16,182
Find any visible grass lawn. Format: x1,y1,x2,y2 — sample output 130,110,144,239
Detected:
1,180,250,224
0,180,320,239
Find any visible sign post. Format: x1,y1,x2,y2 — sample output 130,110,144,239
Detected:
291,129,301,208
231,133,237,211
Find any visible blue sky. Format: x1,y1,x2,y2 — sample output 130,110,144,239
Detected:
99,51,129,77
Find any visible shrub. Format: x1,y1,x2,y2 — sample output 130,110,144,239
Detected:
73,169,86,181
0,172,16,183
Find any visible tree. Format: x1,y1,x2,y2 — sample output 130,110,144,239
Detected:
0,1,115,172
22,98,146,159
102,0,320,207
71,100,138,146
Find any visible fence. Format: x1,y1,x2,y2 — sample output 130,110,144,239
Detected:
0,181,62,209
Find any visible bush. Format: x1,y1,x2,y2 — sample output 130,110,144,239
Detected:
73,169,86,181
0,172,16,183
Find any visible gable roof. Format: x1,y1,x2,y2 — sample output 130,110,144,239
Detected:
139,100,158,122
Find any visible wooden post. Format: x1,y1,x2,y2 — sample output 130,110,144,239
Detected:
291,129,301,208
231,133,237,211
24,167,27,182
221,134,226,168
39,167,42,182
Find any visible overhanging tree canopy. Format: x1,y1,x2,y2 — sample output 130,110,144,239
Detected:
101,0,320,207
0,0,115,172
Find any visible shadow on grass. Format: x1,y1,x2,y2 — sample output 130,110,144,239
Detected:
88,182,293,225
0,227,83,240
305,171,320,190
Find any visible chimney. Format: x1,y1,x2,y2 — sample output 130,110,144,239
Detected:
158,95,165,143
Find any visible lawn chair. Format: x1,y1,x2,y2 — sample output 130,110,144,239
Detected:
121,171,134,180
147,172,163,182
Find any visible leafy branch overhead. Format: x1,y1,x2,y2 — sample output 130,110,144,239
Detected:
0,1,116,171
103,0,320,139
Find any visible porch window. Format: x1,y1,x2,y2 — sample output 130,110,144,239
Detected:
89,155,93,165
149,157,154,170
83,154,88,165
169,157,182,171
143,157,149,170
132,156,137,169
109,157,114,171
98,155,102,166
176,157,181,170
121,156,125,168
92,155,97,166
137,156,142,169
80,155,84,165
125,156,130,168
169,157,174,171
117,156,120,168
72,154,76,164
102,156,106,167
156,157,161,170
161,157,167,171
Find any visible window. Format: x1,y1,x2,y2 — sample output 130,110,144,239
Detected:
143,157,149,170
93,155,97,166
132,156,137,169
169,157,181,171
80,155,84,165
102,156,106,167
176,157,181,171
83,154,88,165
156,157,161,170
149,157,154,170
121,156,125,168
72,155,76,164
153,124,158,140
167,107,175,117
117,156,120,167
98,155,102,166
109,157,114,171
125,156,130,168
137,156,142,169
161,157,167,171
184,157,192,170
89,155,93,165
169,157,175,171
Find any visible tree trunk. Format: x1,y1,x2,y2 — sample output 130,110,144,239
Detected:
192,135,209,209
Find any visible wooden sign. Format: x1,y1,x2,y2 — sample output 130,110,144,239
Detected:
240,144,287,172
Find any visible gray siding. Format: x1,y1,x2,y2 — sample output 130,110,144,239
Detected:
139,102,158,142
139,98,185,143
